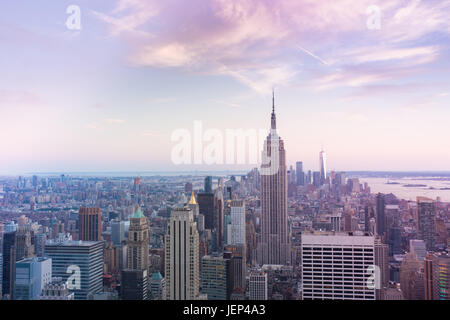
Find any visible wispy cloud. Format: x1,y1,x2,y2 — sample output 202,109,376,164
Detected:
94,0,450,93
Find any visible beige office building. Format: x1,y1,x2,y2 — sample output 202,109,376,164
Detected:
165,206,199,300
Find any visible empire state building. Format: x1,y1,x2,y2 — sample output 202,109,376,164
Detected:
257,92,291,266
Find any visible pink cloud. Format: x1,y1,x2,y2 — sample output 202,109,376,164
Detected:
94,0,450,93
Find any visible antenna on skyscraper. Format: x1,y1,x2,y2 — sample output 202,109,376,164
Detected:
272,88,275,114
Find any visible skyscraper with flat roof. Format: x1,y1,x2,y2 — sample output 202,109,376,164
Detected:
301,232,376,300
14,257,52,300
79,207,102,241
204,176,212,193
198,193,215,230
201,254,231,300
230,200,245,246
376,194,386,238
2,231,16,298
296,161,304,186
249,270,268,300
417,197,436,251
44,240,103,300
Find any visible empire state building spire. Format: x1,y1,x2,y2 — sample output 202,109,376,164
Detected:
258,92,291,266
271,89,276,130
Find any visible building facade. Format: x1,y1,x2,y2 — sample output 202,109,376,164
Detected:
79,207,102,241
44,240,104,300
301,232,376,300
258,93,291,266
165,207,199,300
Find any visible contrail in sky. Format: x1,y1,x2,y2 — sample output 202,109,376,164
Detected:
297,45,330,66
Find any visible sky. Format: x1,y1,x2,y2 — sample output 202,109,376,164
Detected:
1,0,450,175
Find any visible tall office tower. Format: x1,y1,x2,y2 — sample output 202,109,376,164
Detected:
165,207,199,300
306,170,312,185
388,226,402,257
364,206,371,232
204,176,213,193
296,161,305,186
121,207,150,300
400,252,424,300
224,245,246,293
287,165,295,184
149,272,165,300
319,149,327,185
14,257,52,300
417,197,436,251
249,270,268,300
2,231,16,298
246,220,257,265
39,277,75,300
201,254,231,300
15,227,34,260
230,200,246,246
214,186,224,250
257,93,291,266
34,233,46,257
434,254,450,300
424,252,436,300
301,232,376,300
374,238,389,299
224,211,232,245
375,194,386,238
133,176,141,192
44,240,103,300
32,175,38,188
410,240,427,266
336,172,346,185
79,207,102,241
185,182,193,194
104,242,119,275
312,171,321,188
111,219,126,246
198,193,215,230
126,207,149,271
345,178,357,193
187,192,199,216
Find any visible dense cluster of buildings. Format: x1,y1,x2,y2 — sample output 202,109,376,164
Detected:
0,98,449,300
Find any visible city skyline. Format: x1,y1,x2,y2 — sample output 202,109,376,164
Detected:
1,0,450,306
1,0,450,174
